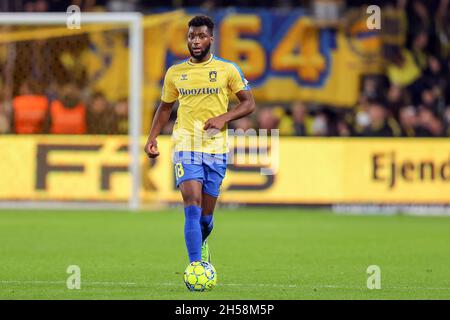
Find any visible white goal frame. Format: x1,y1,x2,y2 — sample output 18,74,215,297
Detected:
0,13,143,210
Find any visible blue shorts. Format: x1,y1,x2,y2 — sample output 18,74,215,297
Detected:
173,151,227,198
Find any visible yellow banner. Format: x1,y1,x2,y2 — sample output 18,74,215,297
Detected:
157,9,383,107
0,136,449,204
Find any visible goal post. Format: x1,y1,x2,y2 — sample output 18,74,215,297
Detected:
0,12,143,210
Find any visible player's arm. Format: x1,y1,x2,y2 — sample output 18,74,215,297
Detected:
204,89,255,131
145,67,178,158
144,101,175,158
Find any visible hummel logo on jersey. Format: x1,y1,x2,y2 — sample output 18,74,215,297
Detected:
181,74,188,80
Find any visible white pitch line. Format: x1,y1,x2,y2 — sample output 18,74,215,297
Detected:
1,280,449,291
160,282,298,288
225,283,298,288
0,280,137,286
159,282,450,291
0,280,297,289
312,285,450,291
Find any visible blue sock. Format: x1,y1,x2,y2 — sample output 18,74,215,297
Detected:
184,206,202,262
200,215,214,242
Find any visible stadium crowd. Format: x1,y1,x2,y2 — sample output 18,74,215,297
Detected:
0,0,449,137
0,80,129,134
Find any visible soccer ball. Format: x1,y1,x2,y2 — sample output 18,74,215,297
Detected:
183,261,217,292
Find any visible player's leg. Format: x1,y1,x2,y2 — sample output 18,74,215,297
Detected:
200,154,227,262
201,164,226,242
200,192,217,241
174,151,205,263
179,180,204,263
200,193,217,262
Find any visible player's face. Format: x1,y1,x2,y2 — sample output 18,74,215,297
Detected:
187,26,213,61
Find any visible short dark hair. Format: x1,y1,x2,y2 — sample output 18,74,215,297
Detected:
188,15,214,35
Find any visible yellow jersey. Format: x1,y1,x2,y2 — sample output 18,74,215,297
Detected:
161,54,250,154
387,49,421,86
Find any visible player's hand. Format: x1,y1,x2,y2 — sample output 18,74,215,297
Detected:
204,115,226,132
144,138,160,158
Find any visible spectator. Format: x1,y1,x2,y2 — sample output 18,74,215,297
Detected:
272,105,294,136
385,45,422,88
0,113,8,133
387,84,409,120
435,1,450,57
257,107,279,131
11,79,49,134
0,93,10,134
406,55,444,106
232,117,254,132
34,0,48,12
23,1,34,12
360,76,381,100
311,112,328,136
354,93,372,134
107,0,137,11
445,59,450,104
291,101,308,136
422,56,446,104
420,84,438,110
361,97,401,137
87,91,116,134
444,106,450,135
398,105,418,137
336,117,351,137
113,98,128,134
324,108,351,137
410,30,429,71
417,106,445,137
408,0,432,36
44,83,87,134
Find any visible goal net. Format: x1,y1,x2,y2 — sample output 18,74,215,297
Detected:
0,11,182,210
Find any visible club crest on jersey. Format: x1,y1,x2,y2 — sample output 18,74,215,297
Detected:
181,74,188,80
209,71,217,82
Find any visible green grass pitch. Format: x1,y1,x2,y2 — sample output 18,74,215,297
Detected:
0,208,449,299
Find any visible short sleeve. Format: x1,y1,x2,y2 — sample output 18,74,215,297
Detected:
228,63,250,94
161,67,178,103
